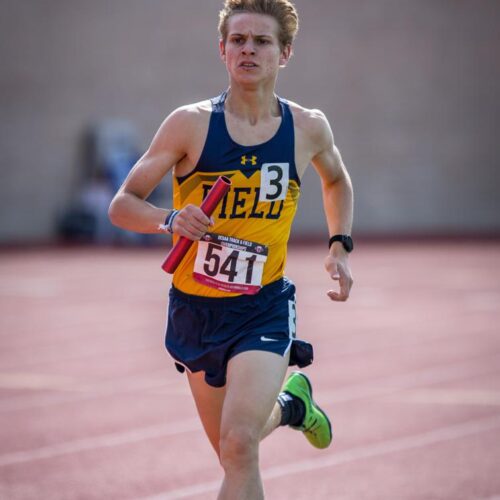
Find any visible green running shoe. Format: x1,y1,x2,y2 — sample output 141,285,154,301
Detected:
282,371,332,449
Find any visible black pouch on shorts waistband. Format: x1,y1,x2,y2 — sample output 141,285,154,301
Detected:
289,339,314,368
174,362,186,373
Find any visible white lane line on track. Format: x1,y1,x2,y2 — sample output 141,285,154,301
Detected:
0,354,498,414
0,418,202,467
321,326,498,361
0,378,169,413
0,370,189,413
0,280,63,298
141,414,500,500
0,325,158,368
318,354,500,405
389,388,500,407
1,357,498,467
0,372,82,391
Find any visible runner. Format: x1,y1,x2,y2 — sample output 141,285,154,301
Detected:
109,1,354,498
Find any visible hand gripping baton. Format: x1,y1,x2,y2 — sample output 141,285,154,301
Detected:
161,176,232,274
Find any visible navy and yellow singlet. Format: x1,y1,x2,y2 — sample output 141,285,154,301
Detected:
172,91,301,297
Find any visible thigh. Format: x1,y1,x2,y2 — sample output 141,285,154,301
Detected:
187,370,226,457
220,350,290,440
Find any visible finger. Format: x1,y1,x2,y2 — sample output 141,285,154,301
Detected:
176,212,209,235
189,207,212,226
326,290,347,302
171,217,204,237
173,216,206,239
177,227,205,241
188,219,210,234
327,272,350,302
181,205,211,226
185,222,208,239
329,262,340,281
338,274,350,300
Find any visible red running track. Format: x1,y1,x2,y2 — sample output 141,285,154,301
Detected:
0,242,499,499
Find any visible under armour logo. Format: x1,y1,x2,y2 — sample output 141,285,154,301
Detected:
241,155,257,166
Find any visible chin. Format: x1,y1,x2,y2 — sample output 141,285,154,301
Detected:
230,72,261,84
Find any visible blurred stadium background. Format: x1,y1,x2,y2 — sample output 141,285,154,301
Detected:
1,0,499,245
1,2,500,499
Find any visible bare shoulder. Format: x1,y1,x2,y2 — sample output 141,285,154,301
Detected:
286,100,334,176
161,99,212,134
146,99,212,159
174,99,212,119
145,99,212,177
288,100,333,146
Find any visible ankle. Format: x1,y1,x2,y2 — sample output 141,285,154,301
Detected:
277,392,305,426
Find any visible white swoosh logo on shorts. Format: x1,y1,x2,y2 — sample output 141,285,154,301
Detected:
261,336,279,342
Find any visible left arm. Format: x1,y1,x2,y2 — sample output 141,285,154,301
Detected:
310,112,354,302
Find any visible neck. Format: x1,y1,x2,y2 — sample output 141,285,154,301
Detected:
225,85,280,124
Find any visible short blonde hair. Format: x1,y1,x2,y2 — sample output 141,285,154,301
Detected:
218,0,299,49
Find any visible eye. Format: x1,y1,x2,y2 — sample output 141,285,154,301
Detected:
231,36,244,44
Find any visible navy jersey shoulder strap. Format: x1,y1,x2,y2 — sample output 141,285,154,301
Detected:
191,92,230,174
275,96,299,184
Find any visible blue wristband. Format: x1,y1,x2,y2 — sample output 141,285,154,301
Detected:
165,209,179,234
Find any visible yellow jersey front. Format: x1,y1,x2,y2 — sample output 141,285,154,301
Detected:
172,92,301,297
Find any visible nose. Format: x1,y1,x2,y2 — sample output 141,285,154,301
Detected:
241,39,256,55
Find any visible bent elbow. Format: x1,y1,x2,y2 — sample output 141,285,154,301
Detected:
107,198,122,227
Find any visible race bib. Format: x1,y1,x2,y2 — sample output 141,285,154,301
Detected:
193,233,268,295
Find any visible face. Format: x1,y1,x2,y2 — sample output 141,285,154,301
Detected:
219,13,291,86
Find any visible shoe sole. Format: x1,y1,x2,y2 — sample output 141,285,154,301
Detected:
291,372,332,446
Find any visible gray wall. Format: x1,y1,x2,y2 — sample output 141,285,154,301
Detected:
1,0,499,243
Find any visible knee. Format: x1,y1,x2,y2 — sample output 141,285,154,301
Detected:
219,426,259,471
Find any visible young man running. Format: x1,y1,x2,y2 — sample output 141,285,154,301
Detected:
109,1,354,498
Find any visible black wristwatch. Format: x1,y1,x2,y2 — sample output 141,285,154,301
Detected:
328,234,354,253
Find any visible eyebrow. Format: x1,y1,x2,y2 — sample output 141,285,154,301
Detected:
229,33,274,39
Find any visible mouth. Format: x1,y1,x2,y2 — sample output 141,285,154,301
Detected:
239,62,258,69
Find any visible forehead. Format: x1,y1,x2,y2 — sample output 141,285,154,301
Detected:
226,12,279,37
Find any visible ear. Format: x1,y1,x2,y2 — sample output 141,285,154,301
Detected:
279,44,292,68
219,39,226,62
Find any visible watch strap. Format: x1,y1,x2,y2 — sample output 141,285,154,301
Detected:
328,234,353,252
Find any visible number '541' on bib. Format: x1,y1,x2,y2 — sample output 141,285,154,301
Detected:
193,233,268,295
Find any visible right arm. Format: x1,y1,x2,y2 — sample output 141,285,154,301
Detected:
108,108,211,240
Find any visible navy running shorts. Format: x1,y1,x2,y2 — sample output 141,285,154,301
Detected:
165,277,301,387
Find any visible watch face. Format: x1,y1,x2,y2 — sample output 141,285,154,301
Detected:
342,236,353,252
